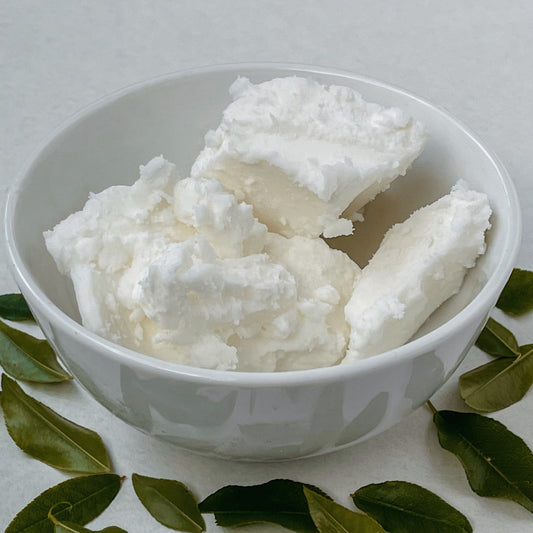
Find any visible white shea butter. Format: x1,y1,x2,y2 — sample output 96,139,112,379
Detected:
191,76,427,238
343,180,492,363
45,155,359,371
44,76,492,372
234,233,358,371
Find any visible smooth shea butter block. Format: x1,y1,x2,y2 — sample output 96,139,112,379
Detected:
191,76,427,238
343,180,491,363
45,76,492,372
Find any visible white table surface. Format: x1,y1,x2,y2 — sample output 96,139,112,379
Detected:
1,1,532,531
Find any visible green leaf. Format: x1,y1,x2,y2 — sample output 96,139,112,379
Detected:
496,268,533,316
0,293,34,321
433,410,533,512
352,481,472,533
304,487,385,533
1,374,111,473
475,317,520,358
132,473,205,532
199,479,331,532
0,319,72,382
459,344,533,411
5,473,122,533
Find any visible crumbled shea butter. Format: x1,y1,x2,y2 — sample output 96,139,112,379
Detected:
45,155,359,371
191,76,427,238
44,76,491,371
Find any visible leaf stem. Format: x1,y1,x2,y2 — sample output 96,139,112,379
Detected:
426,400,438,415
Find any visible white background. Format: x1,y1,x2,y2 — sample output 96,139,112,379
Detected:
1,1,533,531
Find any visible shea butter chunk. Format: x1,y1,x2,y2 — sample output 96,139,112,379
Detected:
343,180,491,363
191,76,426,238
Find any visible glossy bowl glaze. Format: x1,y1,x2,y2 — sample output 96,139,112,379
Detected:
5,64,521,460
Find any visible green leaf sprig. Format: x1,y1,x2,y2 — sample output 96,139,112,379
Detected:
8,475,470,533
460,269,533,412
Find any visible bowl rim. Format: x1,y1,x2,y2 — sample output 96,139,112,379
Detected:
4,61,522,387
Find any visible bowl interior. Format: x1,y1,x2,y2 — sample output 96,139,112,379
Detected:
8,65,519,358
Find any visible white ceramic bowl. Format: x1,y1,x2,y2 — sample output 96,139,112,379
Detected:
5,64,521,461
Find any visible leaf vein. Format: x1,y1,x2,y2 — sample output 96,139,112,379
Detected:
356,495,462,527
